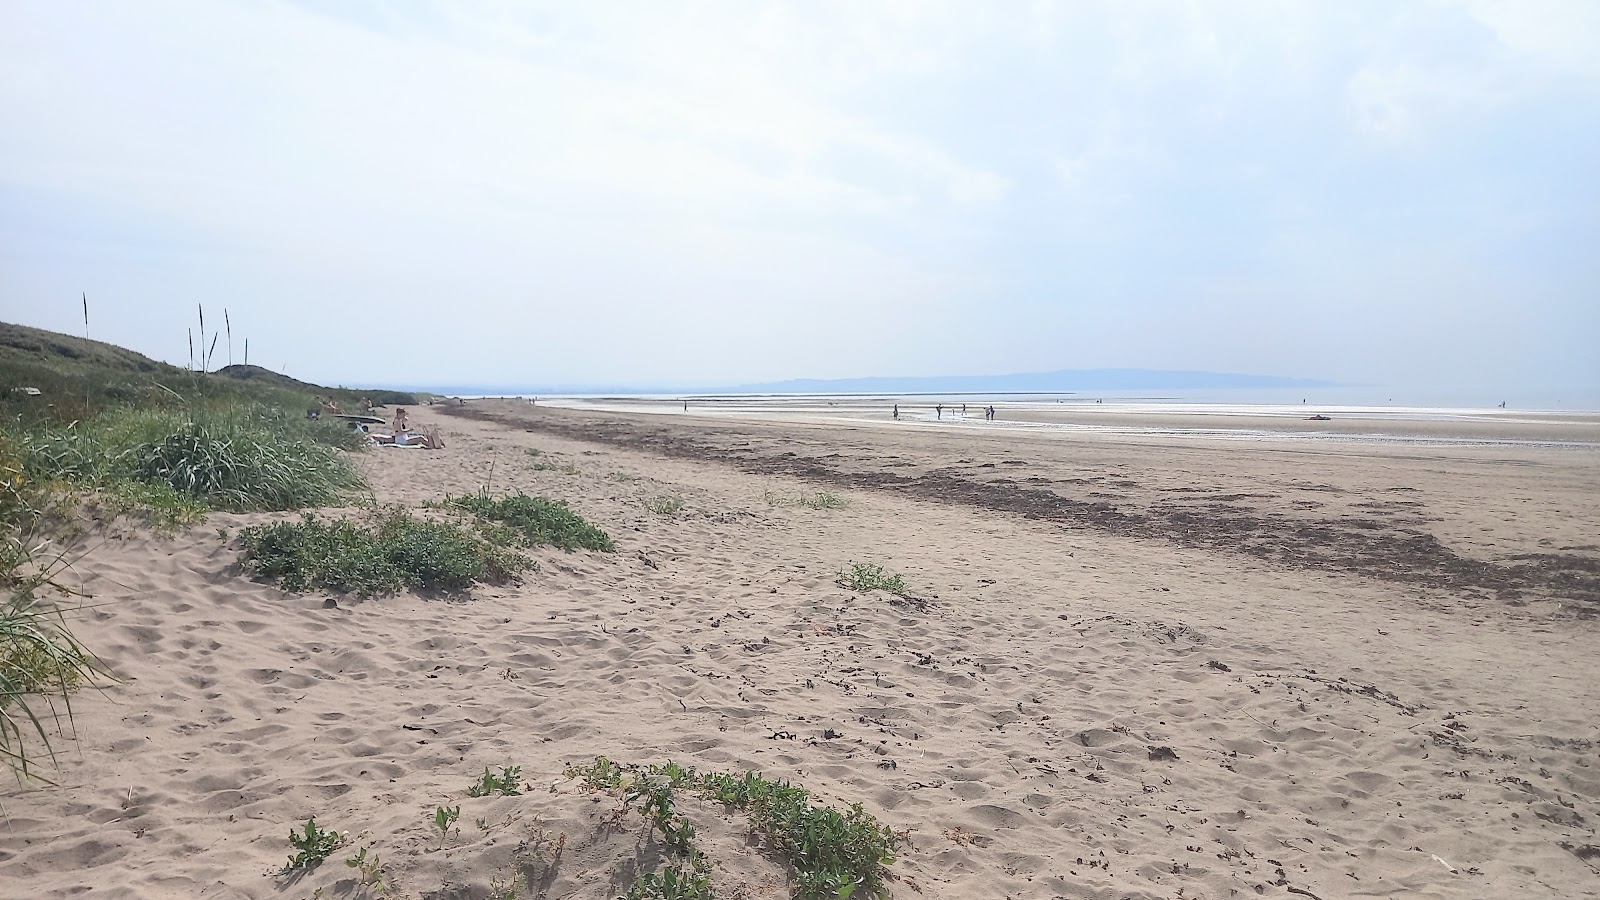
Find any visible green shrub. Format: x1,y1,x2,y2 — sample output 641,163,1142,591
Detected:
448,493,614,552
239,509,529,595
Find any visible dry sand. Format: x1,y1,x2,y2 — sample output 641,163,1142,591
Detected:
3,399,1599,899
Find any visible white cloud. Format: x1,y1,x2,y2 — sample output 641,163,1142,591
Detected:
1462,0,1600,84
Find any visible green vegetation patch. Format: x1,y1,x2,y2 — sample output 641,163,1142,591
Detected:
835,562,910,597
239,509,530,595
765,489,850,510
0,554,103,778
447,493,615,552
645,494,686,516
568,757,899,900
21,406,364,515
1,436,104,783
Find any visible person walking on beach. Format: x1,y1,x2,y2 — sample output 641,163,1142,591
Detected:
935,403,943,419
893,404,899,420
986,405,995,421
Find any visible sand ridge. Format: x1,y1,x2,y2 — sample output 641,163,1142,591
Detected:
2,402,1598,898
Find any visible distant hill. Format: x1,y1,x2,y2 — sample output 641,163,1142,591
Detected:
403,367,1337,397
0,321,416,410
726,368,1337,394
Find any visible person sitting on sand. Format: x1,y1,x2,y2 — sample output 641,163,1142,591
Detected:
393,407,409,431
392,426,443,449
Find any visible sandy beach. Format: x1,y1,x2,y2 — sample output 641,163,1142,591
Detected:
4,399,1599,899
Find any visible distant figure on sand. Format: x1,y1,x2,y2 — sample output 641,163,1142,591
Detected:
986,405,995,421
683,400,688,412
893,404,899,420
961,404,967,415
935,403,943,419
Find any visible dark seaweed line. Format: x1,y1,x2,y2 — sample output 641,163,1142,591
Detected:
446,406,1599,608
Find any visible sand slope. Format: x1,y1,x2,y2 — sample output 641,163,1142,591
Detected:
3,402,1598,899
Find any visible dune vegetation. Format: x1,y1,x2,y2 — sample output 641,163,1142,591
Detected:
0,316,407,780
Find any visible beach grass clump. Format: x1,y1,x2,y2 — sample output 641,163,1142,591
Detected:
239,509,530,595
644,494,685,516
567,757,899,900
797,491,848,510
763,489,850,510
529,460,581,475
0,557,102,783
0,437,104,783
448,493,615,552
20,406,365,514
835,562,909,597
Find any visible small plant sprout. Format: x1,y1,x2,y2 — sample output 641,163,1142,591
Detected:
488,872,523,900
466,764,524,798
433,804,461,848
286,817,348,870
344,844,386,894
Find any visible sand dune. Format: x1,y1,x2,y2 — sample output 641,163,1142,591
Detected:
3,400,1598,899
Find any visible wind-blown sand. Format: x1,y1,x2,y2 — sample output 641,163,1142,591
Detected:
4,399,1599,899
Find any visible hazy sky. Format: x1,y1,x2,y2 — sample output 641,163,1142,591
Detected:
2,1,1597,391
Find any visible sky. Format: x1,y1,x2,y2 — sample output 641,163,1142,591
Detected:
1,0,1597,394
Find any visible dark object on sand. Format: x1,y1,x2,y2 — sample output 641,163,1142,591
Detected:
335,414,386,425
1307,414,1331,421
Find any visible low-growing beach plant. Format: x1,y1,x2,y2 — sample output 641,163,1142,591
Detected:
798,492,849,510
568,757,899,900
466,764,524,797
568,755,627,791
239,508,530,595
645,495,685,516
286,818,347,870
488,872,523,900
344,844,387,894
835,562,909,597
448,492,615,552
624,865,714,900
529,460,581,475
765,489,850,511
433,804,461,848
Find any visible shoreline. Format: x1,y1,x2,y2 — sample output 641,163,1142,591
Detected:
508,396,1600,448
